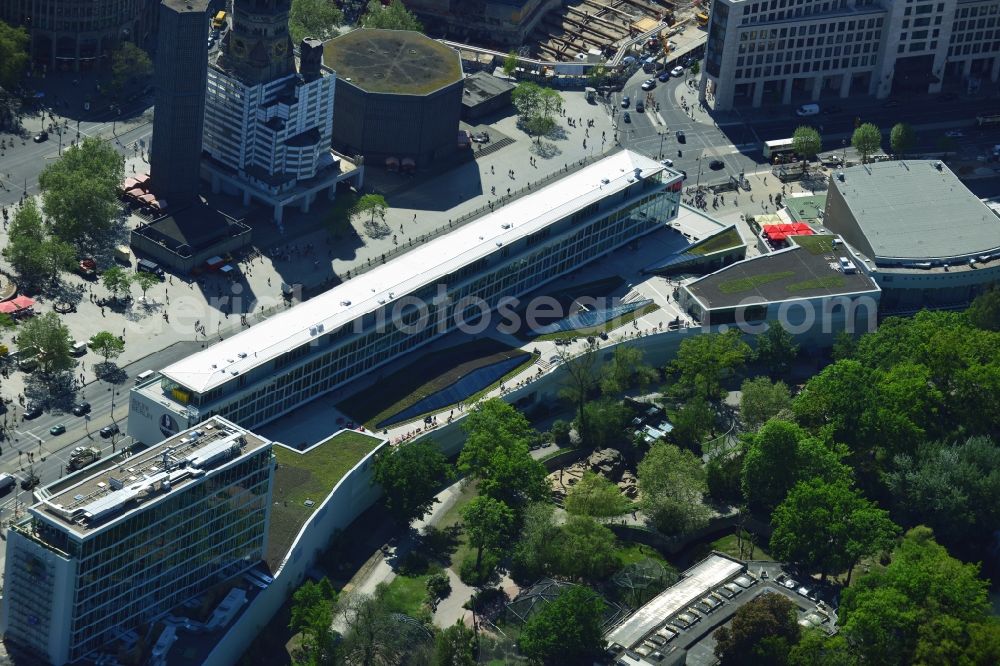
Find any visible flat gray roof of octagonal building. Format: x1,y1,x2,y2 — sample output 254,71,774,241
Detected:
825,160,1000,262
322,29,462,96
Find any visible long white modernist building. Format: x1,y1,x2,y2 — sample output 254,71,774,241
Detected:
128,150,682,444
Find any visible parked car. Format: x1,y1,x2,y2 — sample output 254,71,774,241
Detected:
658,71,671,82
944,129,965,138
100,424,120,438
49,424,66,436
24,404,42,419
621,96,630,108
661,158,674,167
136,258,165,278
72,402,91,416
782,578,799,590
671,66,685,77
33,131,48,143
641,78,656,90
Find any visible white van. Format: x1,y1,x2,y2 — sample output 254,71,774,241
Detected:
795,103,820,116
72,341,88,356
135,369,155,384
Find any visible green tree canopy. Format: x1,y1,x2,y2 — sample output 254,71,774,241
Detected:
739,376,791,431
337,583,410,665
101,265,132,301
17,311,74,375
432,621,477,666
39,137,125,244
373,438,453,525
770,478,899,580
0,21,29,91
577,399,633,452
966,286,1000,331
288,577,336,665
354,193,387,225
360,0,422,31
889,122,915,156
752,322,800,378
669,396,715,453
840,526,999,666
740,418,850,511
1,199,76,287
518,585,606,665
792,126,822,166
289,0,343,43
851,122,882,163
564,471,631,517
547,515,618,581
668,329,751,402
461,495,514,578
512,82,563,139
110,43,152,93
558,342,599,445
89,331,125,363
638,442,710,534
714,593,800,666
885,436,1000,553
503,50,519,77
600,344,656,395
133,270,160,301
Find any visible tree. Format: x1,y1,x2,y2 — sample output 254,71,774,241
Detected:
739,377,791,431
0,21,29,91
851,122,882,163
511,502,557,582
460,495,514,582
547,515,618,581
89,331,125,363
770,479,899,581
937,135,958,159
967,287,1000,331
740,419,850,511
289,577,336,665
706,453,745,505
670,396,715,452
690,60,701,77
586,63,608,88
752,322,799,378
637,442,711,534
433,621,476,666
885,436,1000,553
564,471,630,518
503,50,519,77
558,341,599,446
101,265,132,301
714,593,800,666
840,526,999,666
518,586,605,665
458,399,535,478
337,583,409,665
16,312,74,375
787,629,855,666
39,137,125,243
373,438,453,525
289,0,343,43
668,329,751,402
360,0,422,31
110,43,152,94
578,399,632,452
549,419,571,447
2,199,76,287
354,193,387,226
792,126,821,172
889,122,915,156
133,270,160,302
512,82,562,140
600,344,656,395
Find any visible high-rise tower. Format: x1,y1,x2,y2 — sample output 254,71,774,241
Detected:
150,0,210,206
219,0,295,85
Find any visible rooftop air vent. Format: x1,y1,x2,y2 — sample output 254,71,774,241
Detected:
601,178,610,185
496,241,503,247
501,223,512,229
340,300,351,306
934,161,943,170
237,352,247,358
837,172,845,181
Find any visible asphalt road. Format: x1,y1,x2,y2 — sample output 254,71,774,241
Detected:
613,66,1000,183
0,340,202,519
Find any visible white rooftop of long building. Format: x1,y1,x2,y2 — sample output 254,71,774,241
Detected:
605,553,744,649
160,150,666,394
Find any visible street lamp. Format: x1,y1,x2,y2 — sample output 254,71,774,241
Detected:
695,157,703,188
658,130,666,159
841,139,847,166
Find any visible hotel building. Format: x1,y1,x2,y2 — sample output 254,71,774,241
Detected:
0,418,274,665
127,150,682,444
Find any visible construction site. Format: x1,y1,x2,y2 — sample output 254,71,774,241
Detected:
529,0,680,61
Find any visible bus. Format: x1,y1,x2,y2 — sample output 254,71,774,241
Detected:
763,138,796,161
212,11,226,30
697,12,709,26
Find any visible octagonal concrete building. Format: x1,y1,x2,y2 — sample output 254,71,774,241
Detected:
324,29,464,168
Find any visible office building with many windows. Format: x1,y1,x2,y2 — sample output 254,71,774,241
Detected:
0,418,274,665
701,0,1000,110
127,150,682,444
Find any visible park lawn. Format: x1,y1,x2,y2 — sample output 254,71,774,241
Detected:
717,271,796,294
267,431,383,569
382,566,443,618
335,339,524,429
616,541,669,567
689,227,743,255
710,530,772,561
531,303,660,342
